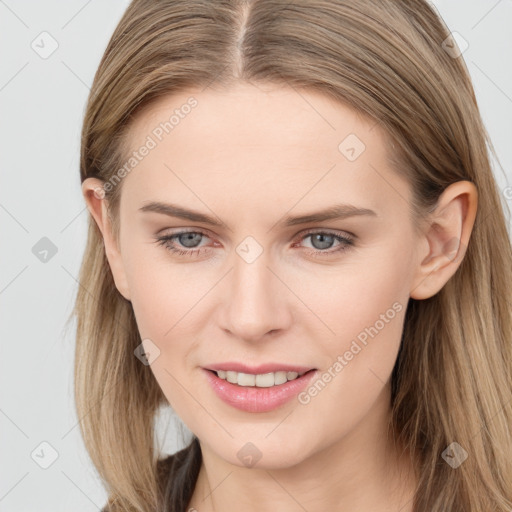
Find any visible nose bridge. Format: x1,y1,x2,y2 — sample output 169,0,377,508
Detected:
220,238,289,340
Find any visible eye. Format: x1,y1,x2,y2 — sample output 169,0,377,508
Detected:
154,229,212,257
293,230,355,257
153,228,355,258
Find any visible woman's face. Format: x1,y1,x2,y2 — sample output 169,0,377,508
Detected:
103,82,425,468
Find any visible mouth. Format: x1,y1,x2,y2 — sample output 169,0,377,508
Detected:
203,366,319,413
207,368,316,388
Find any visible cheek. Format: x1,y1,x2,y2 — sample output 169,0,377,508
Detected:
291,241,412,351
289,244,411,410
125,245,209,340
125,259,205,409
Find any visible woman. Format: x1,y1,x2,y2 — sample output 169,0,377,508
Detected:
72,0,512,510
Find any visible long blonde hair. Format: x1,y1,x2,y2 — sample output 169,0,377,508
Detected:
71,1,512,510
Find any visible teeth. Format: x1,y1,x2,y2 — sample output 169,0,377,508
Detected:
214,370,306,387
274,371,288,385
226,370,238,384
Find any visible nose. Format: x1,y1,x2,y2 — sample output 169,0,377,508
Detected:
218,248,293,343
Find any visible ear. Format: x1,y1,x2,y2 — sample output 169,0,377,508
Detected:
410,180,478,300
81,178,131,301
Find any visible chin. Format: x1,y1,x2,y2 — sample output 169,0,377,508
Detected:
207,434,315,471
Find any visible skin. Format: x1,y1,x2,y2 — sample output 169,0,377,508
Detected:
82,81,478,512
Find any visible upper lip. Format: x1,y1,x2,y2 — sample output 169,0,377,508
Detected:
204,362,316,375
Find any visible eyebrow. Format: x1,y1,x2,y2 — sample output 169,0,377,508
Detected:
138,201,377,228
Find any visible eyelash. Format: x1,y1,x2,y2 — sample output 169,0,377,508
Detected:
154,228,355,258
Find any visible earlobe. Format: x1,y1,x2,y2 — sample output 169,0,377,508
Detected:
410,181,478,300
81,178,131,301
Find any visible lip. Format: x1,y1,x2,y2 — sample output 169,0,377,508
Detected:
205,362,315,375
202,367,318,413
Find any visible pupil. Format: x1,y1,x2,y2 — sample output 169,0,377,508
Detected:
312,234,333,250
180,233,202,248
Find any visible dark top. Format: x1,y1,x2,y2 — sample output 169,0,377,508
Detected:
101,439,202,512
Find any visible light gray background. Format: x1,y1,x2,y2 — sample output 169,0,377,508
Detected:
1,1,511,511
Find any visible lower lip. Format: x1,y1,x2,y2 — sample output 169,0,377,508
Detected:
203,368,318,413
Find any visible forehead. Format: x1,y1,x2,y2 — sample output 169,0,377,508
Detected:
120,82,411,219
127,81,380,155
